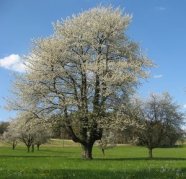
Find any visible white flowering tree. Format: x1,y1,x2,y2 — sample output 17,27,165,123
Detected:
2,120,19,150
11,112,51,152
97,129,116,156
8,7,152,159
34,123,52,151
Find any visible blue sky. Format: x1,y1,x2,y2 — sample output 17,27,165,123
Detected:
0,0,186,121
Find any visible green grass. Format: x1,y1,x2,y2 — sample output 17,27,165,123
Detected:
0,140,186,178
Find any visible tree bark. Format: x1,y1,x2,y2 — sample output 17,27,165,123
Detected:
148,148,153,159
82,143,94,160
64,107,102,159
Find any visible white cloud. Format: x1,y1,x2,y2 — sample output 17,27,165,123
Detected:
183,104,186,109
0,54,26,72
153,74,163,79
155,6,167,11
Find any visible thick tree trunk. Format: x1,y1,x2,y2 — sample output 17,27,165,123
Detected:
82,143,94,160
148,148,153,159
65,111,102,160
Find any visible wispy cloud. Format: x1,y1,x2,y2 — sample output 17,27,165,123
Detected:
153,74,163,79
155,6,167,11
0,54,26,72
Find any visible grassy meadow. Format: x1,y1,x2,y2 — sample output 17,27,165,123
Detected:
0,139,186,178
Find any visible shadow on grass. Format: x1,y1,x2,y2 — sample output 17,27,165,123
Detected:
0,155,186,161
1,168,186,179
0,155,70,158
94,157,186,161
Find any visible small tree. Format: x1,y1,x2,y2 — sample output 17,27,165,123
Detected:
13,112,51,152
2,120,19,150
34,123,52,150
122,93,185,158
97,129,116,156
15,114,36,152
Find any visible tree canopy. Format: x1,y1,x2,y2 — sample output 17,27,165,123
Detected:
8,6,153,159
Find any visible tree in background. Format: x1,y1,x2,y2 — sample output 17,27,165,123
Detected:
2,120,19,150
120,93,185,158
34,124,52,151
8,6,152,159
97,129,116,156
159,126,185,147
49,115,70,139
9,112,52,152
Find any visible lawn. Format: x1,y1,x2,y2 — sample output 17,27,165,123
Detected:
0,139,186,178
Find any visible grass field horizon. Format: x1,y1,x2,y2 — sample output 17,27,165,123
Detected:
0,139,186,178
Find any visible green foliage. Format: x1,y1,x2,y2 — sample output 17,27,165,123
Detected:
0,140,186,178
